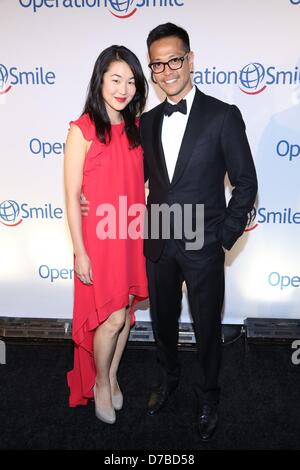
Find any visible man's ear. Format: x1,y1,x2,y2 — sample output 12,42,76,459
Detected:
188,51,194,73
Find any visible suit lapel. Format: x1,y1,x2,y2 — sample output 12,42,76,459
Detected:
152,102,170,185
170,89,205,188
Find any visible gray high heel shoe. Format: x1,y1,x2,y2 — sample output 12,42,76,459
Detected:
93,385,116,424
112,391,123,411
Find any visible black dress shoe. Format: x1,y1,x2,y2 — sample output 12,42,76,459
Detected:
198,404,218,441
147,383,177,415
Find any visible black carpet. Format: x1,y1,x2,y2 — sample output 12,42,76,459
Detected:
0,337,299,450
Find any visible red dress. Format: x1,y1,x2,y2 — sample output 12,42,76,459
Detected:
67,114,148,407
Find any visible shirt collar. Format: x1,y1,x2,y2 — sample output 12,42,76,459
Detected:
166,85,196,116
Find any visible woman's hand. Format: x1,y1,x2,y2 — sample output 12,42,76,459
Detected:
75,252,93,285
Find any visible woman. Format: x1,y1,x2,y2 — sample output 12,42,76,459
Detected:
64,45,148,424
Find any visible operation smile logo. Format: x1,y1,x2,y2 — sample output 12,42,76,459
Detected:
245,206,300,231
18,0,184,18
109,0,137,18
194,63,300,95
107,0,185,18
0,63,55,95
245,207,258,232
0,65,11,95
0,200,63,227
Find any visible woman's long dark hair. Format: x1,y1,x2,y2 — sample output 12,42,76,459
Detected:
83,45,148,148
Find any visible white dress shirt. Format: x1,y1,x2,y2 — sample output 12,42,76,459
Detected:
161,86,196,182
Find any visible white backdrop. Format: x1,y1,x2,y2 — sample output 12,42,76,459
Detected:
0,0,299,323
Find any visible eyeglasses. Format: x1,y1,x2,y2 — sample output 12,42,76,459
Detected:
148,53,189,74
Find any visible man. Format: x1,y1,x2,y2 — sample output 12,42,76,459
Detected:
140,23,257,441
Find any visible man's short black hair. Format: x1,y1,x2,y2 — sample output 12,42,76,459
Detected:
147,23,190,52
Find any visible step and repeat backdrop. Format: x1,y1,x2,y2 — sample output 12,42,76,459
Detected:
0,0,299,323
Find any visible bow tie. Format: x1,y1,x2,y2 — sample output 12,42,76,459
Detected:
163,99,187,117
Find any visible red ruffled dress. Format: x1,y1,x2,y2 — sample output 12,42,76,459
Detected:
67,114,148,407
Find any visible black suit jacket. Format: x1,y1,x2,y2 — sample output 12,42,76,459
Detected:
140,88,258,262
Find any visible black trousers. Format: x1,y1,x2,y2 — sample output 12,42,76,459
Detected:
146,239,225,404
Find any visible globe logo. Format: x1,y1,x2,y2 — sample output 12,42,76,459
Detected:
245,206,258,231
108,0,136,18
0,64,8,92
239,63,266,94
0,200,22,226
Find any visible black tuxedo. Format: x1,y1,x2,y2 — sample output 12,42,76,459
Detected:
140,88,257,403
141,88,257,260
